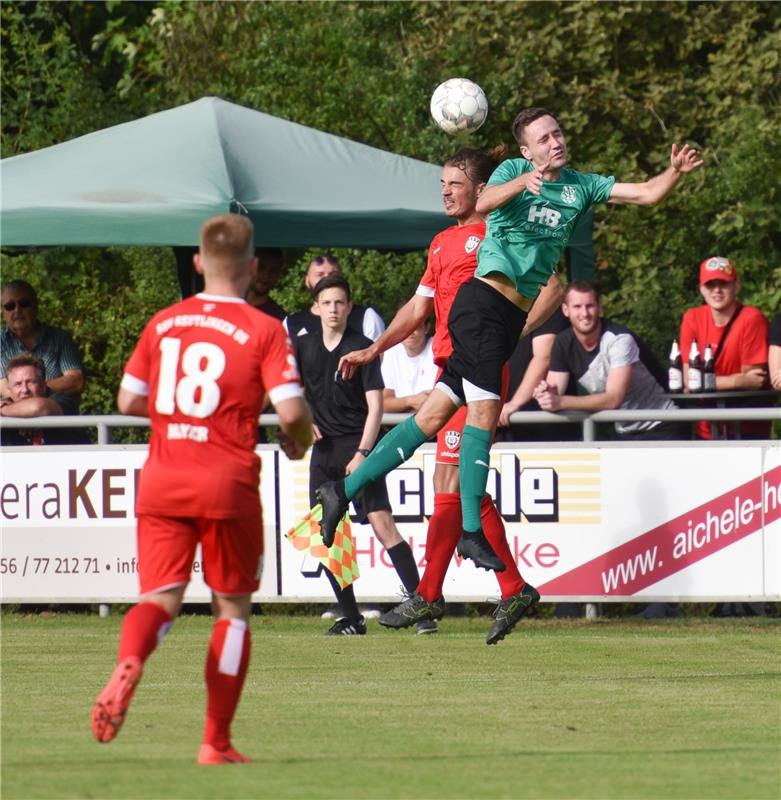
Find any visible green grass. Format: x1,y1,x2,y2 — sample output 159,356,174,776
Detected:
2,613,779,800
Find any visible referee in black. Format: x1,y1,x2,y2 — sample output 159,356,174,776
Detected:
293,274,431,635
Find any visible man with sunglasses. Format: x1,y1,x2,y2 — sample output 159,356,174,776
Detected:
1,280,85,406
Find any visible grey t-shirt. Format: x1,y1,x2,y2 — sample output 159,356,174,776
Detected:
550,319,674,434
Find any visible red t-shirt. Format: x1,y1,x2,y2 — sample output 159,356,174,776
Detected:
417,221,485,366
679,303,770,439
122,294,302,517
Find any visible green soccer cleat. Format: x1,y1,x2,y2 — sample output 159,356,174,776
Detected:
379,593,445,629
486,583,541,645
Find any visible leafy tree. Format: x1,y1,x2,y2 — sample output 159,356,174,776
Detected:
2,0,779,418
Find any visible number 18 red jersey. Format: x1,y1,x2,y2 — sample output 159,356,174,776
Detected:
122,293,302,518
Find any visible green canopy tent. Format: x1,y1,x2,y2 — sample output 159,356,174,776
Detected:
0,95,594,281
0,96,448,249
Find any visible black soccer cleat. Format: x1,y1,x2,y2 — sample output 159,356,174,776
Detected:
378,592,445,629
486,583,541,645
325,616,366,636
315,480,349,547
456,529,507,572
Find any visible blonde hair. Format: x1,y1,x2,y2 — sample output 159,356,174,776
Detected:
199,214,254,276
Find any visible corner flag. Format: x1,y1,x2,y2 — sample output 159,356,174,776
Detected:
286,504,360,589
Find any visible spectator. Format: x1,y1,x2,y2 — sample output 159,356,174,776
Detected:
380,318,438,413
497,307,580,441
284,255,385,341
293,274,431,635
1,280,85,406
534,280,688,441
0,353,85,445
770,313,781,392
246,247,288,321
679,257,770,439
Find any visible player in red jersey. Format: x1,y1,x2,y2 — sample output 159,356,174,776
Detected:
90,214,312,764
339,149,562,644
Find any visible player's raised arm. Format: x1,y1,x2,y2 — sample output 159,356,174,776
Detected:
609,143,703,207
476,160,550,214
339,294,433,380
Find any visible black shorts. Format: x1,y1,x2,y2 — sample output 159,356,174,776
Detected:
308,434,391,517
440,278,528,400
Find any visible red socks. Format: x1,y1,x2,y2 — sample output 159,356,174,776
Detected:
417,493,526,601
481,496,525,598
417,493,462,602
117,602,172,663
203,618,251,751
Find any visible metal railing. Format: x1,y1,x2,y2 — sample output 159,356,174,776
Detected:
1,406,779,444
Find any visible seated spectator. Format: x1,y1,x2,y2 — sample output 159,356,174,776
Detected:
679,257,770,439
246,247,288,321
380,318,437,413
0,353,85,445
769,313,781,392
284,255,385,341
533,280,688,441
1,280,85,407
497,307,580,442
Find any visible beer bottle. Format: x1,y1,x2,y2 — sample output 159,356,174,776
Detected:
668,339,683,392
688,340,703,392
703,343,716,392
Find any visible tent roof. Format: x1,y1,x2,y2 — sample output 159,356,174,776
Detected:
0,97,447,249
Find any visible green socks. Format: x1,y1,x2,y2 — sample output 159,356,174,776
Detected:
459,424,492,532
344,415,428,499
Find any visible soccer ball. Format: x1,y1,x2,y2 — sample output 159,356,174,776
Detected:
430,78,488,135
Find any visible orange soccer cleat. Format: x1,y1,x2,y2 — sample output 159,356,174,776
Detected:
91,656,143,743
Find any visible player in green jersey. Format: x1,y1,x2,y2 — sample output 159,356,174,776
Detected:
317,108,702,574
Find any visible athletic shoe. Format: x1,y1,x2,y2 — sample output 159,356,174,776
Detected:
197,743,252,765
91,656,143,743
325,616,366,635
415,619,439,635
315,480,349,547
378,593,445,629
456,529,507,572
486,583,541,645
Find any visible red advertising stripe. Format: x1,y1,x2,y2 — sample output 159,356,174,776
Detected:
537,466,781,596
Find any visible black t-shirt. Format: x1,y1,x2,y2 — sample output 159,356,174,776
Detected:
294,328,384,437
770,313,781,347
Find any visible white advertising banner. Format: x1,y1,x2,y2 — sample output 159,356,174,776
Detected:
2,443,779,603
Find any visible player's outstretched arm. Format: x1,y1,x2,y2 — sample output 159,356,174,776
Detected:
339,294,433,380
609,143,703,207
476,160,550,215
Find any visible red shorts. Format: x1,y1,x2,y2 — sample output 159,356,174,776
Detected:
435,365,509,465
137,507,263,597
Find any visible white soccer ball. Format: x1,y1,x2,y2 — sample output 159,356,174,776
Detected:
430,78,488,135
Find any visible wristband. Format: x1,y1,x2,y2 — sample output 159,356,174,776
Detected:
356,448,371,457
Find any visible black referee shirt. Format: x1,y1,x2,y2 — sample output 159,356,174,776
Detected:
294,328,384,437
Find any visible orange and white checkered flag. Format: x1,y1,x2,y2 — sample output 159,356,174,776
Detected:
286,504,360,589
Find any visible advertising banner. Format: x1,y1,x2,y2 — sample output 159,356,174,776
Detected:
2,443,779,603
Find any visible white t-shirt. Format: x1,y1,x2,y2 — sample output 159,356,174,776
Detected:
381,338,438,397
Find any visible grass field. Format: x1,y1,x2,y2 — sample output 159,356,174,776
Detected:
1,612,779,800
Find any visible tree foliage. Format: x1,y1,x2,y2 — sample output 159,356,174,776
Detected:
2,1,779,411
